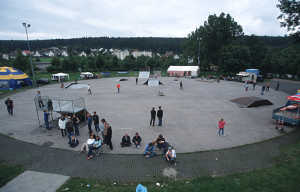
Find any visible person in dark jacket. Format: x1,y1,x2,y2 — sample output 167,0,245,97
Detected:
93,111,100,134
69,135,79,148
44,110,50,130
87,113,92,134
106,124,113,150
66,117,74,144
150,107,156,126
120,133,131,147
132,132,142,148
157,106,163,126
5,97,13,115
72,114,80,136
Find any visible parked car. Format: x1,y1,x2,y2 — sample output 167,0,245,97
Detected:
37,78,50,85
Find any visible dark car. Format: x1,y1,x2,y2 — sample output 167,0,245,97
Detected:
37,78,50,85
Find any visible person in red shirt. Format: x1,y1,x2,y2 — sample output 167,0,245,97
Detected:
218,118,226,136
116,84,120,93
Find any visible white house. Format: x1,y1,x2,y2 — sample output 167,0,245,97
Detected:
61,50,68,57
131,50,152,58
33,51,41,57
2,53,9,60
173,54,180,60
79,51,87,57
112,49,130,60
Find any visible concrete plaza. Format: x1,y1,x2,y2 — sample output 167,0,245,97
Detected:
0,77,291,154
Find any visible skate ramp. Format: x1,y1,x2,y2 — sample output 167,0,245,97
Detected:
231,96,273,108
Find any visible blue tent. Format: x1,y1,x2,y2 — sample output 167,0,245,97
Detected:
0,67,32,90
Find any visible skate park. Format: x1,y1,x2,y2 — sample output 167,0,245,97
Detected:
0,77,292,154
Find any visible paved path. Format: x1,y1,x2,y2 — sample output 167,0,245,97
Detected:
0,78,292,154
1,131,300,182
0,171,69,192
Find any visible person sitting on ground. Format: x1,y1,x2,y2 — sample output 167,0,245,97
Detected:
120,133,131,147
69,135,79,148
144,142,156,158
165,146,176,165
80,134,95,153
132,132,142,148
87,136,102,160
156,134,169,153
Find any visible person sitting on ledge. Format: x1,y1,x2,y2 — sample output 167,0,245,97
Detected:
87,136,102,160
69,135,79,148
165,146,176,165
132,132,142,148
80,134,95,153
120,133,131,147
156,134,169,153
144,142,156,158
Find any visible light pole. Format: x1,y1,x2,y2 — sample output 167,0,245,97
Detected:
197,37,201,69
22,22,36,87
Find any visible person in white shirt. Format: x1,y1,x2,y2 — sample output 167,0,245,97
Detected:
80,134,95,153
58,115,67,137
165,146,176,165
88,84,92,95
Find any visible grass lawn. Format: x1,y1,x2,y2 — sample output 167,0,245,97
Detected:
57,141,300,192
0,162,24,187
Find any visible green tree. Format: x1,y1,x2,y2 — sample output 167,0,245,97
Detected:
13,50,29,73
185,13,243,70
277,0,300,38
220,44,250,73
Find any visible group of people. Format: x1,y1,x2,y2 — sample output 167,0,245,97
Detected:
87,112,113,150
58,113,81,147
120,132,142,148
150,106,164,126
143,134,176,164
81,134,102,160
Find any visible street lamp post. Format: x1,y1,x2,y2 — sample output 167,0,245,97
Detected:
22,22,36,87
197,37,201,68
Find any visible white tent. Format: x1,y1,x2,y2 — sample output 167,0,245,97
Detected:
51,73,70,82
167,66,199,77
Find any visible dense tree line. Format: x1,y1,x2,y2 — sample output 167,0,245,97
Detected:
184,12,300,77
0,37,185,54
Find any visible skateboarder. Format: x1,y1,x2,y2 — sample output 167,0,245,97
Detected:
116,84,120,93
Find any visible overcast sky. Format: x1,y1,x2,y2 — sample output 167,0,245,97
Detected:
0,0,287,40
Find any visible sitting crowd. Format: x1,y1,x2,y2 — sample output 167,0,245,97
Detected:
143,134,176,164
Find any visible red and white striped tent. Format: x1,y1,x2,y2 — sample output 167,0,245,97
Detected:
287,93,300,102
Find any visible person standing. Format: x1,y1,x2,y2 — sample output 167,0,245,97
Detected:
93,111,100,134
180,81,183,89
87,84,92,95
261,85,266,95
87,113,92,134
157,106,163,126
116,84,120,93
150,107,156,126
136,77,138,85
266,82,270,92
5,97,13,115
58,115,67,137
43,110,50,130
276,81,280,91
66,117,74,144
102,119,113,150
36,90,44,109
252,81,256,90
72,114,80,136
218,118,226,136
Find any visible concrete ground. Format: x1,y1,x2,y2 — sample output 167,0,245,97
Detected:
0,77,292,154
0,171,69,192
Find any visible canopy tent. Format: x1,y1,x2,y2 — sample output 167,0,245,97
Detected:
287,94,300,102
167,66,199,77
0,66,32,90
51,73,70,82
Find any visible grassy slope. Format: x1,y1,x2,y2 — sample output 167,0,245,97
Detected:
57,141,300,192
0,162,24,187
